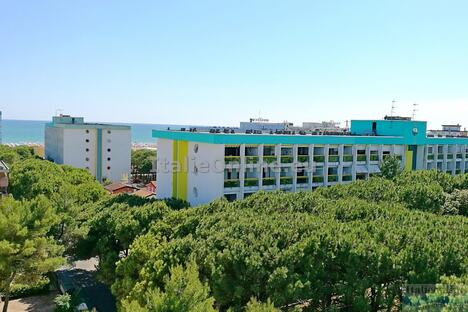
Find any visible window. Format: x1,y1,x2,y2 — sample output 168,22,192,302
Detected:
86,139,90,143
86,148,89,152
193,187,198,198
107,139,111,143
194,144,199,153
224,194,237,202
107,148,111,152
107,157,111,161
107,130,111,134
107,166,111,170
85,157,89,161
86,130,90,134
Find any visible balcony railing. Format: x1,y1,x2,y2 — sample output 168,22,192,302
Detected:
296,176,309,184
427,154,435,160
342,175,353,182
456,153,463,160
343,154,353,162
245,156,259,164
263,155,277,164
357,155,367,162
455,170,462,175
312,176,324,183
298,155,309,163
280,156,294,163
224,179,240,188
280,177,293,185
328,175,338,182
447,154,454,160
225,156,240,164
370,154,379,162
314,155,325,163
244,178,259,187
328,155,339,162
262,177,276,186
438,154,444,160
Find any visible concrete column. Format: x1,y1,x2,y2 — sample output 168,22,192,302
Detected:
258,144,264,188
275,144,281,189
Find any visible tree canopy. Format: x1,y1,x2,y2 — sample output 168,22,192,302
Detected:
131,149,156,174
0,197,65,312
110,170,468,311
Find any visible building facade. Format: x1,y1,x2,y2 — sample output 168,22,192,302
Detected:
153,119,468,206
45,115,131,182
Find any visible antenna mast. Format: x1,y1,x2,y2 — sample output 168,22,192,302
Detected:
391,99,397,117
412,103,418,120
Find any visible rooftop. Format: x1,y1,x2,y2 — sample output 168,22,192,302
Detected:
47,115,131,130
153,119,468,145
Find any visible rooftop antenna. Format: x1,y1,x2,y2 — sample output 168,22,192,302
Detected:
391,99,397,117
55,108,63,116
412,103,418,120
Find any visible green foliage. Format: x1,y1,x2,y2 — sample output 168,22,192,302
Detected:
8,159,107,252
403,275,468,311
0,197,65,311
245,298,280,312
121,261,216,312
54,293,72,312
379,155,402,179
0,145,36,165
75,198,170,285
112,191,468,311
443,190,468,216
131,149,156,174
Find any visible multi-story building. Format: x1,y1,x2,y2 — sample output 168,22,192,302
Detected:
45,115,131,182
153,118,468,206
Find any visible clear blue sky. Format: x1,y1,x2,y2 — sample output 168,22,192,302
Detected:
1,0,467,129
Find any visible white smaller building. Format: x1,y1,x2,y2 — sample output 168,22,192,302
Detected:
45,115,131,182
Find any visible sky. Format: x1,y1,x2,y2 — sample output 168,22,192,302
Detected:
1,0,467,129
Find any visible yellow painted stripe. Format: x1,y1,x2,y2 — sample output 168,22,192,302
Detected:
405,149,413,171
172,140,188,200
172,140,178,198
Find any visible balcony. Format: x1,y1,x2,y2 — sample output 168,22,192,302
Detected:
225,156,240,164
438,154,444,160
447,154,454,160
357,155,367,162
370,154,379,162
313,155,325,163
456,153,463,160
280,156,294,164
244,178,259,187
395,155,403,161
328,155,339,163
455,170,462,175
280,177,293,185
298,155,309,163
342,175,353,182
262,177,276,186
296,176,309,184
312,176,324,183
343,155,353,162
246,156,259,164
427,154,435,160
224,179,240,188
328,175,338,182
263,155,277,164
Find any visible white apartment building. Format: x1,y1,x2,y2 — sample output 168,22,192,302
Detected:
153,118,468,206
45,115,131,182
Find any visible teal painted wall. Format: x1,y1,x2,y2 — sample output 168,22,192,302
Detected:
96,128,102,182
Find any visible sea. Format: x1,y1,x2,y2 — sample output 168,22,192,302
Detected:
1,119,197,144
